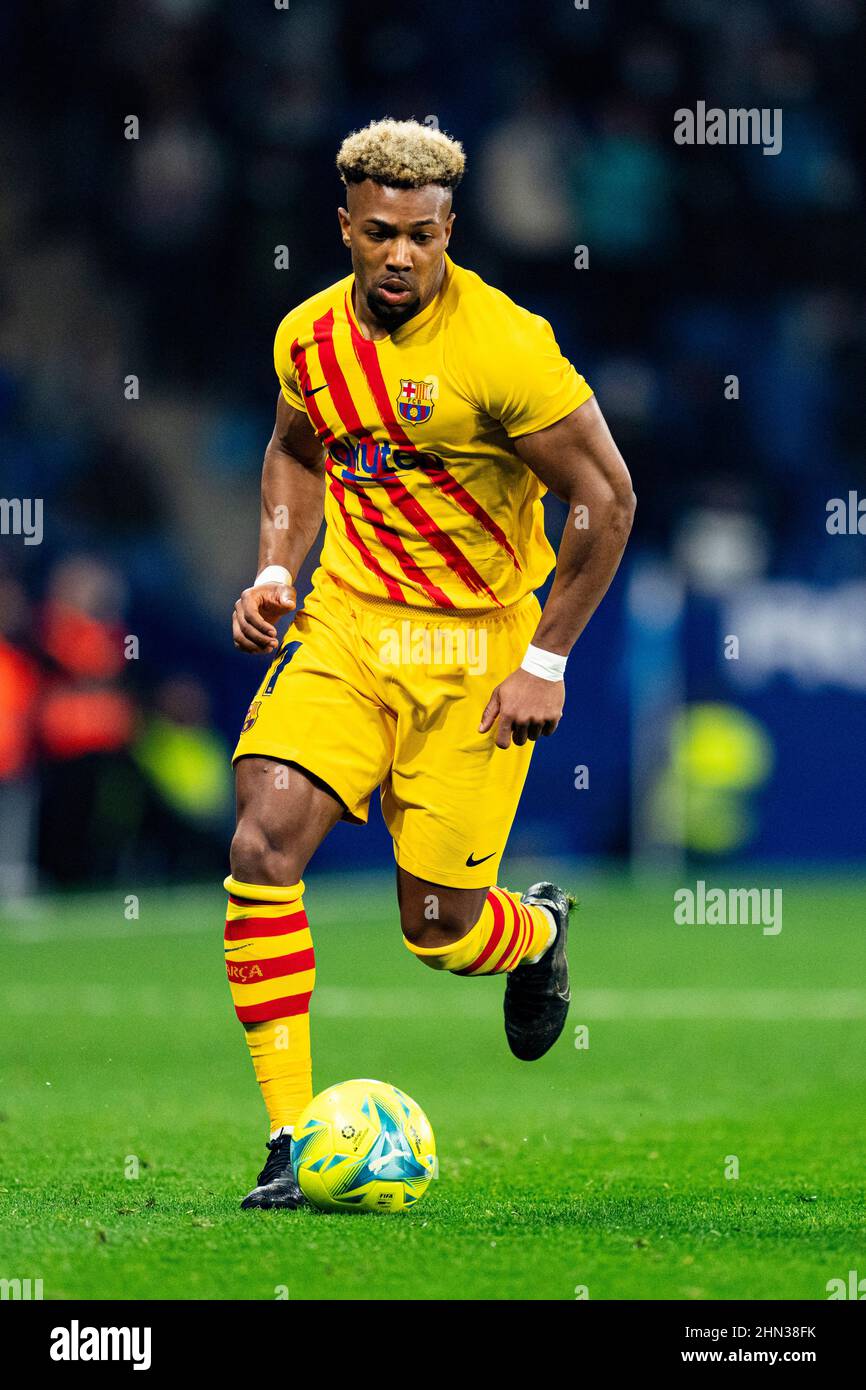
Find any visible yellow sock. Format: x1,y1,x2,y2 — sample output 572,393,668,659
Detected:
403,886,554,976
223,876,315,1133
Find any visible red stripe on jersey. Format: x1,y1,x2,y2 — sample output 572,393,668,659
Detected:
314,308,374,441
456,890,507,976
290,340,336,447
315,308,458,607
350,308,519,565
379,474,503,605
327,466,406,601
226,947,316,986
348,303,415,450
333,464,455,608
425,465,521,571
347,302,506,604
225,911,309,941
234,991,313,1023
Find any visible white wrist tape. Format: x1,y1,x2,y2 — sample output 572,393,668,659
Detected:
521,643,567,682
254,564,292,589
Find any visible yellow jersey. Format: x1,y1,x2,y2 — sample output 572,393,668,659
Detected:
274,253,593,612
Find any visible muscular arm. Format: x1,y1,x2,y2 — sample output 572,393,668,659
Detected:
517,395,635,655
232,392,326,653
479,396,635,747
258,392,326,577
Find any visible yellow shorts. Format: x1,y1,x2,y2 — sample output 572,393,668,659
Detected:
233,570,542,888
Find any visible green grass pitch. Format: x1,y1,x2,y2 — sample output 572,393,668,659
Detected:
0,865,863,1301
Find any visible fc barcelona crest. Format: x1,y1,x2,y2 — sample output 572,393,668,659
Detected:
241,700,261,733
397,378,435,425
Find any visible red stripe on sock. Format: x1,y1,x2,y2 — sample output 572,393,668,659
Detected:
224,911,308,941
501,904,531,972
455,890,507,975
494,896,524,974
226,947,315,986
234,992,313,1023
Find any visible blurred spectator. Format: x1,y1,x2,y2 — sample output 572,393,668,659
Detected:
0,574,40,898
130,674,232,878
36,557,137,885
0,0,863,880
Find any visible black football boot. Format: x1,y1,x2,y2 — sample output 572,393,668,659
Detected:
503,882,574,1061
241,1131,307,1210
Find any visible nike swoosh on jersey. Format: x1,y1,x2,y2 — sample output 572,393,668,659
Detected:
465,851,496,867
304,383,327,396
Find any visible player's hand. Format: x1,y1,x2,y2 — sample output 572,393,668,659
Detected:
232,582,296,654
479,668,565,749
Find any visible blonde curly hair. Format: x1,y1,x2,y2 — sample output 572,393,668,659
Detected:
336,118,465,190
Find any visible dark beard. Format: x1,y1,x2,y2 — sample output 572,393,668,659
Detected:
366,288,422,329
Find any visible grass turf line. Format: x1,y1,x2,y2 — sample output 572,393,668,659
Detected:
0,868,863,1300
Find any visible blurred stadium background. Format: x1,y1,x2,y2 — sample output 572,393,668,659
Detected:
2,0,865,896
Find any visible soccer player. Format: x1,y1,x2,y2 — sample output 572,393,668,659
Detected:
226,119,635,1208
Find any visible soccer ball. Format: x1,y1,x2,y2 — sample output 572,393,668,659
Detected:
291,1078,436,1213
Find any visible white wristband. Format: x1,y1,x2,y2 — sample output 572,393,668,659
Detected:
521,643,567,682
254,564,292,589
